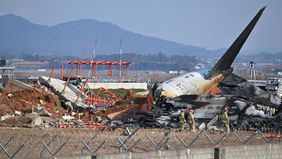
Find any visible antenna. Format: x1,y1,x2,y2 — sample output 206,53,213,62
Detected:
119,39,122,82
90,40,97,78
92,40,97,62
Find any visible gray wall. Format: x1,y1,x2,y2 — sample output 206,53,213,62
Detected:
93,143,282,159
218,143,282,159
95,148,214,159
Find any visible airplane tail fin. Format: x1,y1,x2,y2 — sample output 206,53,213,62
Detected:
206,6,266,79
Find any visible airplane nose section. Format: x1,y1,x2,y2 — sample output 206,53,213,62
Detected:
155,87,177,98
155,88,165,97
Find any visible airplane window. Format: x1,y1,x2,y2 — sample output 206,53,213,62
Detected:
185,76,190,78
165,80,172,84
190,74,194,77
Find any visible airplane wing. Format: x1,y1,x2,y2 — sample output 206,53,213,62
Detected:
172,94,211,108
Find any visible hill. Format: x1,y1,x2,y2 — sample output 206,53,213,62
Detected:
0,14,215,57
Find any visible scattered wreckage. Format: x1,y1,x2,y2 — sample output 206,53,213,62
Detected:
0,75,282,132
130,6,281,132
138,93,282,132
1,7,281,132
0,78,152,130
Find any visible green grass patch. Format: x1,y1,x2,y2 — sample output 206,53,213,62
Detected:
89,88,146,99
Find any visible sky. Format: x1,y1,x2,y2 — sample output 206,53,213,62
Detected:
0,0,281,53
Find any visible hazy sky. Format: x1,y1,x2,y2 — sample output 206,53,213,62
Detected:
0,0,281,53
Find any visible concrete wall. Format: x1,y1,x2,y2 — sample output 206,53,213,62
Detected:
59,156,92,159
62,143,282,159
95,148,214,159
217,143,282,159
87,83,147,90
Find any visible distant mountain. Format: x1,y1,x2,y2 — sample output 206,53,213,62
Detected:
0,14,216,57
236,51,282,63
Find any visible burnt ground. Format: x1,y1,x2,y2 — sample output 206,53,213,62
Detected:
0,127,281,159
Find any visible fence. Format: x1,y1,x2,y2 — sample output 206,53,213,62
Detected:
0,128,281,159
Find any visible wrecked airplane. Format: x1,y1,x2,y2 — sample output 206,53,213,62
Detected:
146,6,282,130
155,6,267,100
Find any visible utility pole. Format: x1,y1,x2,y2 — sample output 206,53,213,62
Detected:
119,40,122,82
91,40,97,78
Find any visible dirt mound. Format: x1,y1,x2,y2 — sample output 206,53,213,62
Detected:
0,83,63,118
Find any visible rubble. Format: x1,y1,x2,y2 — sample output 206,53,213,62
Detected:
0,75,281,134
25,113,42,127
41,116,56,127
0,77,153,129
62,114,75,121
37,107,52,117
106,108,132,120
231,115,282,132
0,79,64,127
14,110,21,116
39,76,87,107
0,114,12,121
245,105,269,118
0,116,32,127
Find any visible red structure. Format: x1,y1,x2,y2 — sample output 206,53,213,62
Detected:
68,60,132,80
85,87,121,105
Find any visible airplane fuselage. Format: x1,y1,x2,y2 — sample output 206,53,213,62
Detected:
155,72,224,98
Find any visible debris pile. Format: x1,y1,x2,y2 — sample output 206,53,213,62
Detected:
0,80,63,127
232,115,282,132
132,93,282,132
0,78,152,129
0,77,282,133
